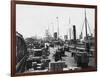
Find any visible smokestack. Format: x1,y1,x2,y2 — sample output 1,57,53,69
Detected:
73,25,76,43
54,32,57,39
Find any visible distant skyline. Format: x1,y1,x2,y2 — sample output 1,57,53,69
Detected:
16,4,95,39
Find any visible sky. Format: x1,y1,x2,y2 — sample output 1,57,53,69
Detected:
16,4,95,39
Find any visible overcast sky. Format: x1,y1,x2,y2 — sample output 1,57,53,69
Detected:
16,4,95,39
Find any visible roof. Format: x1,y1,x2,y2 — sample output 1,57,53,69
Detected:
16,31,23,39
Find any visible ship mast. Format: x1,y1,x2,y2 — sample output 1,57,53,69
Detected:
85,9,88,40
69,28,72,40
69,17,71,40
56,16,59,39
84,9,90,53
